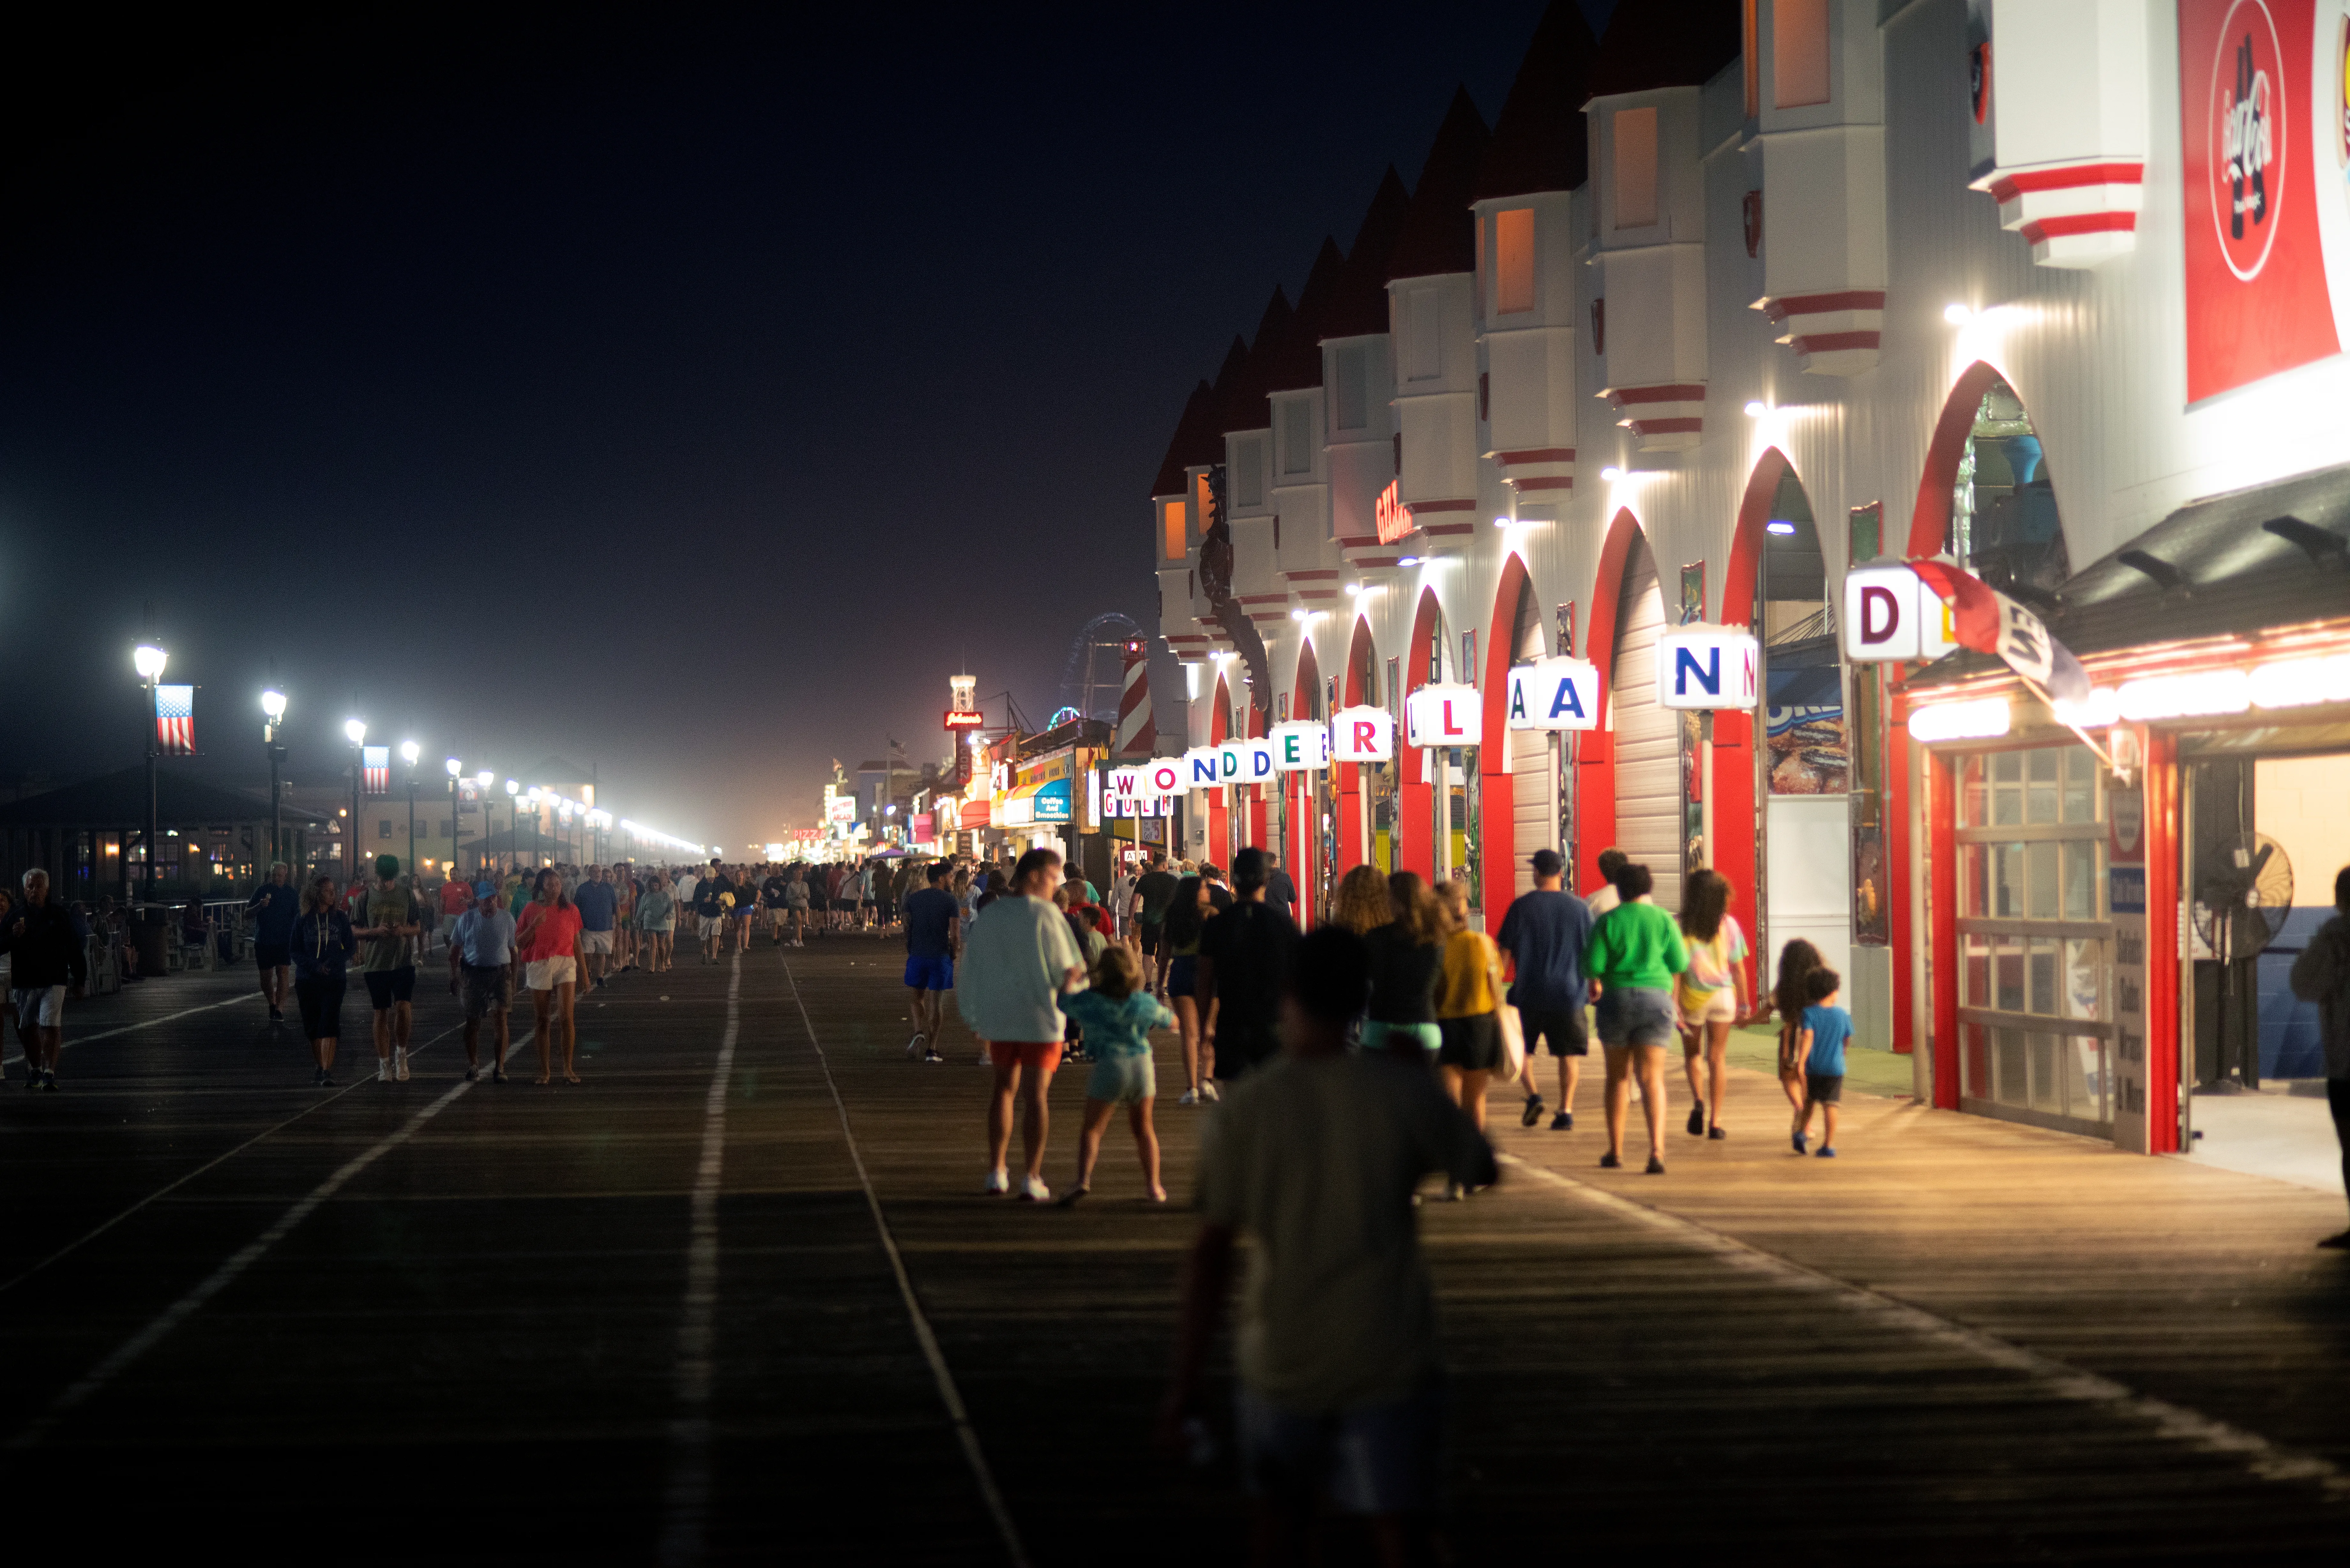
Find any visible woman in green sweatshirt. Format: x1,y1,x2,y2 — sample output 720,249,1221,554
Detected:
1582,862,1688,1174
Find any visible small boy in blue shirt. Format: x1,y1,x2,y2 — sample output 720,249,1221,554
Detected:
1793,967,1852,1157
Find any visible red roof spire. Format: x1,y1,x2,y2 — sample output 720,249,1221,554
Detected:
1385,85,1493,283
1217,285,1294,434
1471,0,1598,202
1319,165,1413,340
1587,0,1741,100
1149,379,1214,499
1262,234,1346,397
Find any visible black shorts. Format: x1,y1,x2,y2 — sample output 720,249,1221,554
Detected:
1805,1072,1844,1105
294,975,345,1042
363,968,417,1009
1517,1006,1588,1057
1436,1013,1503,1071
254,942,291,972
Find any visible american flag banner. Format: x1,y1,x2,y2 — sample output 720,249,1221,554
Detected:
363,745,390,796
155,685,196,756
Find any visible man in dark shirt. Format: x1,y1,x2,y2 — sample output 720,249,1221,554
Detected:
1194,847,1299,1082
694,866,730,964
6,869,89,1089
1262,850,1299,925
1131,853,1179,993
246,861,300,1022
1495,848,1598,1131
762,869,790,945
902,861,963,1063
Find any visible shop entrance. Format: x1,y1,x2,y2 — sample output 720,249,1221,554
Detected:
1611,529,1678,909
2183,749,2350,1194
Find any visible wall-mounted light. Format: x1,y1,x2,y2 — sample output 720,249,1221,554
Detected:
1599,466,1623,482
1743,400,1768,417
1943,303,1974,326
1765,520,1797,536
1397,555,1421,567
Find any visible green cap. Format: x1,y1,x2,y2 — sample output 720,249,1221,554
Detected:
375,853,401,880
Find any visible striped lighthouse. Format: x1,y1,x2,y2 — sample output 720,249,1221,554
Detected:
1114,641,1155,759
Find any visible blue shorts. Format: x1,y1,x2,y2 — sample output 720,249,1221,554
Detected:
1166,955,1198,998
904,953,953,991
1238,1376,1444,1515
1595,985,1676,1048
1086,1052,1156,1105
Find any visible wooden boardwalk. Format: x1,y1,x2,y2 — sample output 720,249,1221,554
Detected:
2,935,2345,1562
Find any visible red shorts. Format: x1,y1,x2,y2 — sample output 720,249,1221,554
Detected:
988,1040,1063,1074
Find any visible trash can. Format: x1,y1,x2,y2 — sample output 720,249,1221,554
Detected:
133,908,171,978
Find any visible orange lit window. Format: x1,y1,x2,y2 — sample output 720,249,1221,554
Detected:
1774,0,1830,109
1743,0,1759,118
1496,208,1535,314
1163,500,1186,560
1612,108,1658,229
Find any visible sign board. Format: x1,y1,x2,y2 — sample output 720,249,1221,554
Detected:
1374,478,1415,545
1656,628,1760,710
1182,747,1222,789
1845,563,1945,661
763,842,784,859
944,709,986,730
826,795,856,824
1328,705,1395,763
1142,757,1184,797
1405,683,1481,748
1505,658,1600,731
1215,739,1278,784
1271,720,1330,770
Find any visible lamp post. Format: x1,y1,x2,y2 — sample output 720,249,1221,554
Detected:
526,788,541,868
400,740,420,875
343,719,367,884
505,780,519,871
261,687,288,872
133,643,167,907
445,758,463,877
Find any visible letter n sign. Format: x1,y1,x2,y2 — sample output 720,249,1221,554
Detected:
1656,629,1759,711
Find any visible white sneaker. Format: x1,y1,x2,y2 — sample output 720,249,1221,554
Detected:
1178,1089,1199,1105
1017,1174,1051,1202
1200,1080,1221,1102
906,1033,926,1059
376,1058,390,1082
982,1168,1011,1195
395,1049,410,1082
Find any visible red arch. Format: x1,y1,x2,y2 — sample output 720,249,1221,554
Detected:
1576,508,1646,893
1290,638,1323,924
1907,359,2006,558
1478,552,1535,932
1400,588,1442,883
1209,674,1231,863
1713,449,1794,1002
1338,616,1377,873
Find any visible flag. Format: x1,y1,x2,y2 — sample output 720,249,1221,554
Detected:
155,685,195,756
1909,560,2088,703
363,745,390,796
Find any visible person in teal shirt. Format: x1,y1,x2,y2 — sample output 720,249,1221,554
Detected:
1582,863,1687,1175
1793,967,1854,1157
1058,946,1173,1204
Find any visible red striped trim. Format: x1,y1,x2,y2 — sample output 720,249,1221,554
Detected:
1762,290,1886,323
1405,498,1475,512
1513,475,1575,490
1236,593,1289,604
1294,588,1342,599
1987,161,2143,203
2021,211,2137,243
1281,569,1341,580
1418,523,1476,536
1790,330,1882,354
1605,383,1706,405
1626,416,1704,435
1336,534,1381,548
1494,447,1575,464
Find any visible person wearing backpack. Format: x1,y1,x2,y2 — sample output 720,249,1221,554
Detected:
2288,863,2350,1250
1193,846,1300,1084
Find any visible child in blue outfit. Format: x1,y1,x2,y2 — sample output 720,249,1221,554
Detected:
1792,966,1852,1157
1058,944,1174,1204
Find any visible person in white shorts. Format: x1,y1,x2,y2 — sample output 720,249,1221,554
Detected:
515,867,587,1085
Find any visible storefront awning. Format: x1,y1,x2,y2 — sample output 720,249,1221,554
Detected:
1913,459,2350,690
959,799,991,829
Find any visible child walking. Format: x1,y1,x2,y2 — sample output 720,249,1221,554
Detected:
1771,938,1824,1120
1792,966,1852,1157
1058,945,1174,1203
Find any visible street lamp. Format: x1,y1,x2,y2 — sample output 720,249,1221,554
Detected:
399,740,421,876
505,780,519,871
343,719,367,884
261,687,288,873
445,758,463,877
133,644,167,906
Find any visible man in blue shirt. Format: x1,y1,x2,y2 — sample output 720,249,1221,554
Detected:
448,882,518,1082
1495,849,1597,1132
1793,967,1853,1157
572,863,618,989
902,861,963,1064
246,862,301,1023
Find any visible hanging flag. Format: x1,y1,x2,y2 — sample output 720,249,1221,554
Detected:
1909,560,2088,703
363,745,390,796
155,685,196,756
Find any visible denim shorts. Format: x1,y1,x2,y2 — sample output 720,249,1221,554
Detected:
1595,985,1676,1047
1237,1377,1445,1516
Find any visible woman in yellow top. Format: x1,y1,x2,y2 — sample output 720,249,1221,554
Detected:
1675,869,1751,1140
1432,880,1506,1190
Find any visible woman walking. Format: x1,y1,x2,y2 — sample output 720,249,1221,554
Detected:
1770,938,1825,1126
1362,871,1445,1060
637,873,677,973
1328,863,1394,936
1432,879,1506,1196
1674,869,1751,1139
292,872,358,1087
1162,875,1217,1103
1584,862,1687,1174
516,867,588,1085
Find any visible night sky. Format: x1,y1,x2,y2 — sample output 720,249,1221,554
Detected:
3,3,1612,849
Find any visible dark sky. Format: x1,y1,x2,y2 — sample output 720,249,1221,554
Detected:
3,3,1611,850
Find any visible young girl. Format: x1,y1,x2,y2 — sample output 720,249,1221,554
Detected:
1675,869,1751,1139
1057,945,1173,1203
1432,879,1506,1198
1771,938,1825,1123
292,874,358,1086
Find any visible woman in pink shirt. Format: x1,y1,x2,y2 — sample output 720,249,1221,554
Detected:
515,867,588,1085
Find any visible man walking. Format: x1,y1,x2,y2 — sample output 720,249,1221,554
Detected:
448,879,517,1083
1496,848,1597,1131
1130,851,1178,993
1262,849,1299,925
902,861,962,1063
5,870,87,1089
958,847,1085,1201
1193,846,1299,1083
694,867,728,964
574,863,618,987
246,861,299,1023
354,854,421,1082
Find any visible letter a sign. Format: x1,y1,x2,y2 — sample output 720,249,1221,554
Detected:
1505,658,1599,732
1656,627,1760,711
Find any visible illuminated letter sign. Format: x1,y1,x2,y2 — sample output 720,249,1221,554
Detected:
1183,747,1221,788
1328,705,1394,763
944,709,986,730
1505,658,1599,731
1271,720,1330,770
1145,759,1182,796
1405,683,1482,748
1657,628,1760,711
1374,479,1416,545
1842,563,1957,663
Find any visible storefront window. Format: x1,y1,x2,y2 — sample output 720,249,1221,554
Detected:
1955,740,2112,1129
